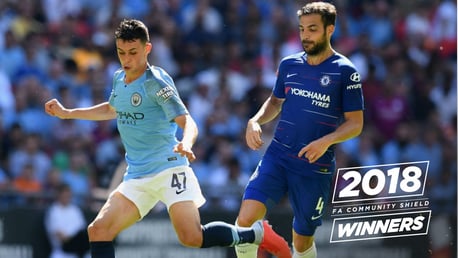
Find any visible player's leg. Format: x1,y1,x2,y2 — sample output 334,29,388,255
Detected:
292,232,316,258
235,199,267,258
236,158,291,258
168,200,203,247
87,191,141,258
236,200,267,226
237,200,291,258
288,174,332,258
164,166,263,248
168,201,264,248
88,175,159,258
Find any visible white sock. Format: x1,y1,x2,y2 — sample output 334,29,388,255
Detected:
293,242,317,258
234,220,258,258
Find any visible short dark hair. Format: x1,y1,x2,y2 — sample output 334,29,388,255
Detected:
297,2,337,27
114,19,150,43
56,183,71,194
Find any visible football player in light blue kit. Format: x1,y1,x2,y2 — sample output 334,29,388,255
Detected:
235,2,364,258
45,19,264,258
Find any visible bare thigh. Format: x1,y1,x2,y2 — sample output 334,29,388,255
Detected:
88,191,141,241
168,201,202,247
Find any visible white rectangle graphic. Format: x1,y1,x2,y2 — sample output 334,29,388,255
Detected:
332,161,429,204
329,210,431,243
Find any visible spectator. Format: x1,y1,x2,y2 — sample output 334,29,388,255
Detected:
7,0,44,43
42,167,64,199
0,29,26,78
1,122,24,163
8,132,52,183
12,163,42,205
0,66,15,128
12,162,41,191
60,150,93,206
367,78,410,141
380,121,415,164
187,81,214,136
13,76,55,136
404,122,444,181
362,0,394,48
181,0,223,43
0,166,9,190
341,126,380,167
430,0,457,59
349,33,386,83
13,32,50,84
45,183,89,258
42,0,82,27
429,66,457,128
93,128,123,189
207,156,249,211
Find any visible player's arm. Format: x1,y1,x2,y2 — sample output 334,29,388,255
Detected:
174,114,198,162
298,110,364,163
44,98,117,120
246,94,285,150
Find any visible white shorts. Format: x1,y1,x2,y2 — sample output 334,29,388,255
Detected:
112,166,206,218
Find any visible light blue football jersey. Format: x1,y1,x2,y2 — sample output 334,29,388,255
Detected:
108,65,189,181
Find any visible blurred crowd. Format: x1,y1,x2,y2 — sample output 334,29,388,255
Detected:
0,0,456,219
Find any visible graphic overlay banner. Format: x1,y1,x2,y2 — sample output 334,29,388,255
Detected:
330,161,432,243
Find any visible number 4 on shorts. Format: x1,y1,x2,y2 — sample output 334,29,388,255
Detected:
311,197,324,220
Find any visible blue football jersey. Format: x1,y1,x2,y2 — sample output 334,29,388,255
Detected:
270,51,364,175
108,65,189,180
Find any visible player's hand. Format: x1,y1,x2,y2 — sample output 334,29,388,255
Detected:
174,142,196,162
298,138,329,163
246,119,264,150
44,98,67,119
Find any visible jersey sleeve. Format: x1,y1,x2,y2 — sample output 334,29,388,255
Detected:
341,65,364,112
145,67,188,121
108,69,123,106
272,59,287,98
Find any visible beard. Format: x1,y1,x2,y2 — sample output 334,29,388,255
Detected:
301,34,328,56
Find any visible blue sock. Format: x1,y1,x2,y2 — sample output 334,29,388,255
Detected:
90,241,114,258
201,221,255,248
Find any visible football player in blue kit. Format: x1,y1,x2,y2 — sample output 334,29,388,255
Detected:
235,2,364,258
44,19,265,258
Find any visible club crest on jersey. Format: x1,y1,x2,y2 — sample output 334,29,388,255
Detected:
131,93,142,106
320,75,331,87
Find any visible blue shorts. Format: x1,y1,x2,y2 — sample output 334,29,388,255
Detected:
243,147,333,236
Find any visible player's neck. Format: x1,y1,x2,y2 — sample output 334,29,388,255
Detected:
124,64,148,84
307,47,335,65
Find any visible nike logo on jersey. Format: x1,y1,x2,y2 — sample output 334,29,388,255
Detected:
311,214,323,220
286,73,297,78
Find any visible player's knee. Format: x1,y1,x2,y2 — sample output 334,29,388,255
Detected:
236,216,258,227
236,200,266,227
176,229,202,248
87,222,100,240
87,221,112,241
